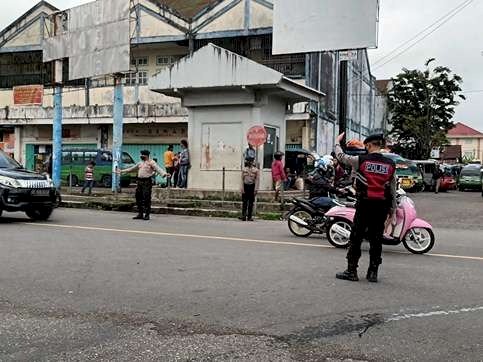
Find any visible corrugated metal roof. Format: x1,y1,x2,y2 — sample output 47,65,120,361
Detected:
150,0,222,20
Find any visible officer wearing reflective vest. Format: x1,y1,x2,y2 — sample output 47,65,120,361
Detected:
334,133,397,283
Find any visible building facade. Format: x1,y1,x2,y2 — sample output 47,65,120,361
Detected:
447,122,483,162
0,0,380,176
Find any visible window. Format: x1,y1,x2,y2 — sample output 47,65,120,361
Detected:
138,71,148,85
71,152,84,163
465,139,473,144
156,56,177,66
132,57,148,67
125,72,136,86
62,152,72,163
100,152,112,162
122,152,135,164
84,151,97,162
263,126,280,169
124,71,148,85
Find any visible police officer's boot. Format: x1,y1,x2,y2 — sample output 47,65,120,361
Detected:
143,213,150,221
336,263,359,282
133,213,143,220
366,264,379,283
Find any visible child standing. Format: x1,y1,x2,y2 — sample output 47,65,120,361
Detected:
81,161,96,195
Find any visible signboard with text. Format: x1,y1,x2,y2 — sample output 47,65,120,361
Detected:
13,85,43,105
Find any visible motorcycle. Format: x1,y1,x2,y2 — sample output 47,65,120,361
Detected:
286,188,356,238
324,189,435,254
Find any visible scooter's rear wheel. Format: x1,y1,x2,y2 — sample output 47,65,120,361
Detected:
326,219,352,248
402,228,435,254
288,209,314,237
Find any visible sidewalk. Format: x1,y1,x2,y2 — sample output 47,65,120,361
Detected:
60,187,303,220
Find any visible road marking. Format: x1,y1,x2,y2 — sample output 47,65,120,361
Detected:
24,223,483,262
387,306,483,322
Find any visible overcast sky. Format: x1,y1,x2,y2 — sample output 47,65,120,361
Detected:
1,0,482,130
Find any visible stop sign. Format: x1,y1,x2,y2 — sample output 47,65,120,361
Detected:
247,126,267,147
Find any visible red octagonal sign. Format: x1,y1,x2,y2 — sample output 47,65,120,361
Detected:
247,126,267,147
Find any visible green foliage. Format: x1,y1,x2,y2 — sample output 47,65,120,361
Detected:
387,59,465,159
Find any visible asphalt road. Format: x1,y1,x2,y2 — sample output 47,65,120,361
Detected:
0,192,482,361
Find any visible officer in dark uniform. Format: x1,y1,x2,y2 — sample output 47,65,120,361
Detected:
334,133,397,283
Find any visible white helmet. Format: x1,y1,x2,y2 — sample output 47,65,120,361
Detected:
322,155,334,167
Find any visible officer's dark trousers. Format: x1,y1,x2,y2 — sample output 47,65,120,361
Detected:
242,183,255,219
136,178,153,216
347,199,390,267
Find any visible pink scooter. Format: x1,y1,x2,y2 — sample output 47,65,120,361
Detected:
324,189,435,254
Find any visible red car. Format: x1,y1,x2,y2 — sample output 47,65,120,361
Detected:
439,174,457,191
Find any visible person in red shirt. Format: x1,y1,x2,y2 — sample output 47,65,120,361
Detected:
271,151,287,200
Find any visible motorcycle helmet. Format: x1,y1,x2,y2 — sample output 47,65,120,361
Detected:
346,139,367,156
315,158,328,172
322,155,334,167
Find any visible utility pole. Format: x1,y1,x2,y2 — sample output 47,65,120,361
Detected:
338,57,348,145
112,75,124,193
52,59,63,190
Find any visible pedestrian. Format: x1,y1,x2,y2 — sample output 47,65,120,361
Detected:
432,163,443,194
173,152,180,187
81,161,96,195
334,133,397,283
119,150,170,220
271,151,287,200
239,159,260,221
244,143,256,162
177,139,190,189
164,145,175,187
284,167,296,190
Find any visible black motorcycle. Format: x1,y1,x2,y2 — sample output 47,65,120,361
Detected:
286,188,355,238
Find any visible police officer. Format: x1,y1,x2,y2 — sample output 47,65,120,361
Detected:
120,150,169,221
334,133,397,283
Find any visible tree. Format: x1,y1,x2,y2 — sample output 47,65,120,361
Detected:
387,59,465,159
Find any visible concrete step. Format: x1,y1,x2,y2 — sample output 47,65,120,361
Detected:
64,187,306,203
62,195,294,212
61,199,283,220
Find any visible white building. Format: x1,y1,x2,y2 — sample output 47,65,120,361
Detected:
0,0,380,180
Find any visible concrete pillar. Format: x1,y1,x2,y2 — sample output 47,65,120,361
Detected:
14,126,22,164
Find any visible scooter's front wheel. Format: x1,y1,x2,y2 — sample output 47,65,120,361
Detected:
402,228,435,254
326,219,352,248
288,209,314,237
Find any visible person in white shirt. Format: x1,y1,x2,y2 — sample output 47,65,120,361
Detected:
120,150,169,220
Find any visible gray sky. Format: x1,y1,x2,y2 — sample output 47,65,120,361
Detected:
1,0,482,131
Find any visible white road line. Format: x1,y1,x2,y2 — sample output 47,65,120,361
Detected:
24,223,483,262
387,306,483,322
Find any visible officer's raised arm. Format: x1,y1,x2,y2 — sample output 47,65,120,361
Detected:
334,133,359,170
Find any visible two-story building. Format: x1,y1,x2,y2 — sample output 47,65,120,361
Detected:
0,0,380,175
447,122,483,162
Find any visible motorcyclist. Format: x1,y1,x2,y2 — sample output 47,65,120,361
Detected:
307,158,338,199
334,133,397,283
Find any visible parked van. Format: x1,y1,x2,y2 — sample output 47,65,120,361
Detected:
61,149,136,187
383,153,424,192
458,164,482,191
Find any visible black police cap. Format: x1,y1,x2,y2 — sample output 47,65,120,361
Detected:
363,133,385,145
140,150,151,156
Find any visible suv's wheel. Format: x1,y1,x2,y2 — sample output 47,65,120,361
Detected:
67,174,79,187
26,207,53,221
101,175,112,188
0,209,3,218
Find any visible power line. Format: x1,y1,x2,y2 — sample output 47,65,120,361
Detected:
374,0,475,71
372,0,474,66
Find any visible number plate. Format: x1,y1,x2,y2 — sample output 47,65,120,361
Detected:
400,178,413,188
31,189,51,196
